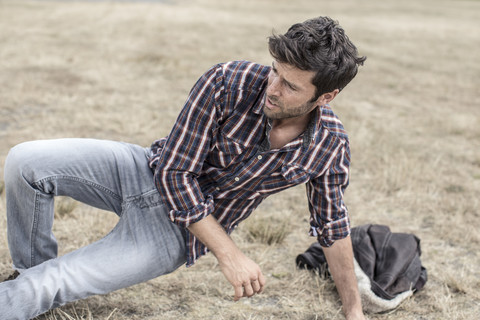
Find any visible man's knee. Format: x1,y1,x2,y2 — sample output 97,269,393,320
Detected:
4,141,38,185
4,140,64,192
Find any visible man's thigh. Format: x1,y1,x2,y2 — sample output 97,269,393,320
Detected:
5,138,155,214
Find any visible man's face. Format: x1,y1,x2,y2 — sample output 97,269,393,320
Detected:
263,61,319,120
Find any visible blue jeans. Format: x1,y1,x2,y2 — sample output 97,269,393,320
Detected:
0,139,187,320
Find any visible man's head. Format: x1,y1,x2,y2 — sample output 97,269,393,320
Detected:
268,16,366,100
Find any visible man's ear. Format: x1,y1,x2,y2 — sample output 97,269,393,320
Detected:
316,89,340,106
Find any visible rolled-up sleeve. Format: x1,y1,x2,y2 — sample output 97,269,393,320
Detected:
154,65,222,228
306,140,351,246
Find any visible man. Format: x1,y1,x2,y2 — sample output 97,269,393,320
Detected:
0,16,366,319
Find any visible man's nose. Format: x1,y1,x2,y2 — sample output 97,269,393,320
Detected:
267,76,281,96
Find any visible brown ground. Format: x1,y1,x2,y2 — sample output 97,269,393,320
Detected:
0,0,479,319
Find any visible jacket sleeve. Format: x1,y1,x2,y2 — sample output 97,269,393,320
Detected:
306,140,351,246
153,65,223,228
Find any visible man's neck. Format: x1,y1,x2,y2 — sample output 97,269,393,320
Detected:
268,111,315,150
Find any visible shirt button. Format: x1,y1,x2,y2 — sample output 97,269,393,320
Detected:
215,187,220,191
234,177,240,182
257,155,263,160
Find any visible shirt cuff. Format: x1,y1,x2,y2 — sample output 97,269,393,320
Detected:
309,216,351,247
167,195,215,228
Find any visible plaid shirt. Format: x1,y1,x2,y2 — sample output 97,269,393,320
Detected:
148,61,351,267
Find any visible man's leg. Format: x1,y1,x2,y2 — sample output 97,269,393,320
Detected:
0,192,186,319
0,139,186,319
4,138,128,269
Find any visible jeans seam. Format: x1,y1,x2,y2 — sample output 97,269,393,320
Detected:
32,175,122,201
31,191,40,267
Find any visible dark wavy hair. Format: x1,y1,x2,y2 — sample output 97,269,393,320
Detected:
268,17,366,99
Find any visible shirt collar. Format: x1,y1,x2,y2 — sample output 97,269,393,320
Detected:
302,106,323,150
253,90,267,115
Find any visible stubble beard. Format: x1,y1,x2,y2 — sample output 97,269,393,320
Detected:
263,95,318,120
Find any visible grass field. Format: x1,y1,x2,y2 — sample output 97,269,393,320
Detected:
0,0,479,319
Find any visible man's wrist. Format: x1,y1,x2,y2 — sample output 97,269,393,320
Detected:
343,300,365,320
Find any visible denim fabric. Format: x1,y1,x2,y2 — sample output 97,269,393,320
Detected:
0,139,186,320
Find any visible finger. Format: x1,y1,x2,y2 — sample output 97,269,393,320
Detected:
258,272,266,293
243,282,255,298
234,285,243,301
251,279,261,293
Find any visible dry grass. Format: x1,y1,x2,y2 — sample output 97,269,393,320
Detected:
55,197,79,219
244,210,292,246
0,0,479,319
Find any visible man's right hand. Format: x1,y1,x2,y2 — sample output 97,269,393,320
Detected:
217,247,266,301
187,215,266,301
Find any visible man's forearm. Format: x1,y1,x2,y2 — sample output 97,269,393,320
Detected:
187,214,238,260
322,236,365,320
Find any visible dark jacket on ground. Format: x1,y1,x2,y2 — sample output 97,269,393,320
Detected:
296,224,428,312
